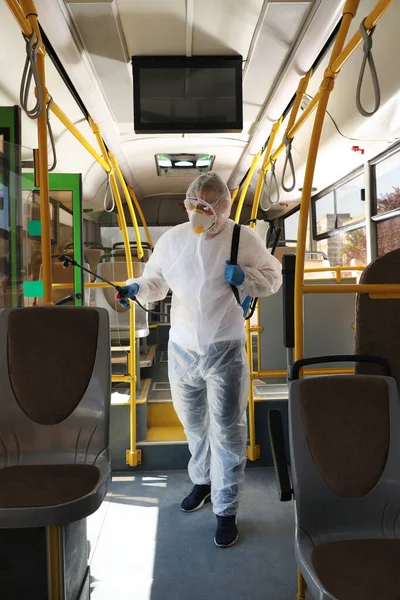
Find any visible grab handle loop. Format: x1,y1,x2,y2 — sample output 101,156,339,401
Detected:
46,96,57,172
20,31,44,120
356,18,380,118
281,134,296,193
265,160,280,205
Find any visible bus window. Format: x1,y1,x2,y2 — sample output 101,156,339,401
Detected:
374,149,400,256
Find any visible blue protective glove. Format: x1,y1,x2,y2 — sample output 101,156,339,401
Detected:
115,282,140,309
225,261,245,286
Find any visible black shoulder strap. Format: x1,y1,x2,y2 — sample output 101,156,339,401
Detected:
230,223,241,265
230,224,241,306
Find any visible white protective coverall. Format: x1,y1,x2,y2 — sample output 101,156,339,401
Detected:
129,173,282,516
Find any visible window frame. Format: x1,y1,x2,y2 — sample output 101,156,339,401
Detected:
282,204,300,243
311,166,365,241
370,141,400,221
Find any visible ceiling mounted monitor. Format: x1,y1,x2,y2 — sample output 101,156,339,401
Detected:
132,55,243,134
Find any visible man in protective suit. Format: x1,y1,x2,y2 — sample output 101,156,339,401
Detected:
117,172,282,547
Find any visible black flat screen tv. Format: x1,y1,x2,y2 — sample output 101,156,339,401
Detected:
132,55,243,134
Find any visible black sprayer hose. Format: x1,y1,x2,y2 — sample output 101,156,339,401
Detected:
58,255,169,318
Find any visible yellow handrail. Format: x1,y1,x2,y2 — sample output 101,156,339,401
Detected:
303,283,400,295
234,149,263,223
51,104,111,173
109,153,144,260
6,0,44,52
285,70,313,141
246,319,260,461
262,0,392,179
294,0,361,363
89,118,141,468
250,118,282,226
128,186,154,249
304,265,365,283
254,367,354,379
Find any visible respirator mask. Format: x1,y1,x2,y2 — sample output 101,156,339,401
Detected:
185,197,217,234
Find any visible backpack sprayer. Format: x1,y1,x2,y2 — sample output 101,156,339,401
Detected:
57,254,169,317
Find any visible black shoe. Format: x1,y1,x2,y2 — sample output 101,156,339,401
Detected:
181,484,211,512
214,515,238,548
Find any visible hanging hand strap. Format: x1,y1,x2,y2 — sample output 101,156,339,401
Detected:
265,160,280,205
356,18,381,117
230,223,241,306
281,134,296,193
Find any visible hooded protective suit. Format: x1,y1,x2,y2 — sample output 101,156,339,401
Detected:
126,172,282,516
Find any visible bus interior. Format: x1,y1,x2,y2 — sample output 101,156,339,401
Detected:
0,0,400,598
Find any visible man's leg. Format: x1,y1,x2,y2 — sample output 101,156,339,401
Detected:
205,341,249,545
168,341,211,493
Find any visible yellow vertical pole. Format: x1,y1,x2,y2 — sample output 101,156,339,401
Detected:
231,186,239,205
21,0,52,304
297,570,306,600
109,153,144,259
234,149,263,223
294,0,360,363
250,118,282,226
246,319,259,461
128,185,153,249
89,118,141,467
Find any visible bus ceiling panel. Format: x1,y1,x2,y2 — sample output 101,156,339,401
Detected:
64,0,132,125
242,2,312,109
115,0,262,59
123,140,244,198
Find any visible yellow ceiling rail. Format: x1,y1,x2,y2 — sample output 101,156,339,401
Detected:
6,0,44,52
263,93,320,175
50,103,111,173
328,0,394,76
261,0,392,178
285,70,313,139
128,186,153,249
250,117,282,226
109,153,144,260
234,149,263,223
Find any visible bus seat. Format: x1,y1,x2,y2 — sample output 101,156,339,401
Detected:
0,306,110,526
0,306,110,597
84,248,103,278
274,248,334,278
112,248,151,262
93,260,149,338
273,246,296,263
355,248,400,392
287,372,400,600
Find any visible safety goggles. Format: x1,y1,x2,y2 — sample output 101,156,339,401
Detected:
184,197,216,215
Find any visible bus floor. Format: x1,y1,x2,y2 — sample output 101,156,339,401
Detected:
87,468,297,599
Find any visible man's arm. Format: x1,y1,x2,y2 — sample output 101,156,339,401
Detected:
126,236,170,304
238,227,282,298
